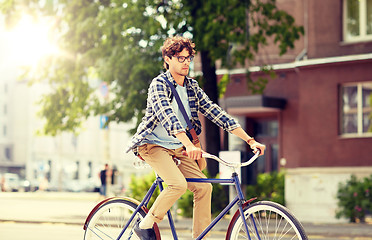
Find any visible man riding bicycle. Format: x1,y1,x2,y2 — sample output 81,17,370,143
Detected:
127,36,266,240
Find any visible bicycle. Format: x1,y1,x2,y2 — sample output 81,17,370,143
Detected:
83,151,308,240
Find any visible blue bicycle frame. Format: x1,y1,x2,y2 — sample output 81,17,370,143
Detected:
116,172,260,240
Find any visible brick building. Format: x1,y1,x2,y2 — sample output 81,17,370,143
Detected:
196,0,372,222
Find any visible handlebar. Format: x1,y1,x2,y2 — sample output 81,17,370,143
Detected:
134,150,261,169
202,150,261,168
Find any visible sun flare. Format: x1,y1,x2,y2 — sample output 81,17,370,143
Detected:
5,15,59,67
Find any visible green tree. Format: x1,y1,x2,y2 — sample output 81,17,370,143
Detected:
1,0,167,135
1,0,303,175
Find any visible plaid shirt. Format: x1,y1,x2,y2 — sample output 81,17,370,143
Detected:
126,71,241,153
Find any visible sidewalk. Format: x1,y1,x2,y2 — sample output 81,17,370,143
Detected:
1,192,372,238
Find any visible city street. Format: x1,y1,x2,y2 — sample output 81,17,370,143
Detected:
0,221,229,240
0,222,84,240
0,192,372,240
1,221,372,240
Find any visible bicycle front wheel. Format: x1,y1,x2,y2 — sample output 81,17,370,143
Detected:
227,201,308,240
84,198,154,240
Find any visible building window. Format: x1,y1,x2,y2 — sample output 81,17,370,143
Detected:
254,120,278,137
74,161,80,180
340,82,372,136
5,147,12,161
88,161,92,178
343,0,372,42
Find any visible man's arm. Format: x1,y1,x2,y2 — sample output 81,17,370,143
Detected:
231,127,266,155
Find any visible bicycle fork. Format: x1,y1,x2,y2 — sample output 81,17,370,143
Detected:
233,173,261,240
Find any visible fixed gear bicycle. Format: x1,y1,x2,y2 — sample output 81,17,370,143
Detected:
83,152,308,240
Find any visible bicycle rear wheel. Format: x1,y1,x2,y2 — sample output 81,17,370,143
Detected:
226,201,308,240
84,198,158,240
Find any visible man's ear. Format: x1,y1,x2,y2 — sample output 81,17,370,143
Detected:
164,55,171,65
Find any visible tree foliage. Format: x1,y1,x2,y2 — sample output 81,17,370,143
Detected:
1,0,303,135
179,0,303,66
1,0,303,173
2,0,169,134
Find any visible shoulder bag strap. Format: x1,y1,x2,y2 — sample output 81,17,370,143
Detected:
162,76,200,144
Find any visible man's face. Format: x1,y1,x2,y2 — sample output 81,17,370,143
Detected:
166,49,192,78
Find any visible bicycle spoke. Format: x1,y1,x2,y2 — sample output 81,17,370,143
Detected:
274,212,280,239
84,199,152,240
236,221,249,240
86,225,114,240
255,211,265,239
227,201,307,240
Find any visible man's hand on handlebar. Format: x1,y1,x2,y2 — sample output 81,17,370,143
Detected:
183,144,203,160
249,141,266,156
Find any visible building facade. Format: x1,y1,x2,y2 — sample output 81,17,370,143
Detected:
0,75,140,192
203,0,372,222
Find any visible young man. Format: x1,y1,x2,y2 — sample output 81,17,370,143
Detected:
127,36,266,240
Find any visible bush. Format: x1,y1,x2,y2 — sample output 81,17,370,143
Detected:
245,171,285,205
177,173,229,217
128,172,159,209
179,171,286,217
128,172,228,218
129,171,286,218
177,189,193,217
336,174,372,223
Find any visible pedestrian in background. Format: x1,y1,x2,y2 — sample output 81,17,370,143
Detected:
0,175,5,192
99,164,110,198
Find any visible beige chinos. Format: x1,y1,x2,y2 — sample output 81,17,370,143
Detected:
137,143,212,238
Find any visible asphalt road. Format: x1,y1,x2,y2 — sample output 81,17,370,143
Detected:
1,221,371,240
0,222,226,240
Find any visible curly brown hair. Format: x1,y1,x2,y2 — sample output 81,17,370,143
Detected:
161,36,196,70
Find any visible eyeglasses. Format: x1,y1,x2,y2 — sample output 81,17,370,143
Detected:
174,55,194,63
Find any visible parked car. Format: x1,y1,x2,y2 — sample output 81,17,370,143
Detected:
0,173,21,192
64,178,100,192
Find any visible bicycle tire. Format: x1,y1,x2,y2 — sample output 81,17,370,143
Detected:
84,198,161,240
226,201,308,240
